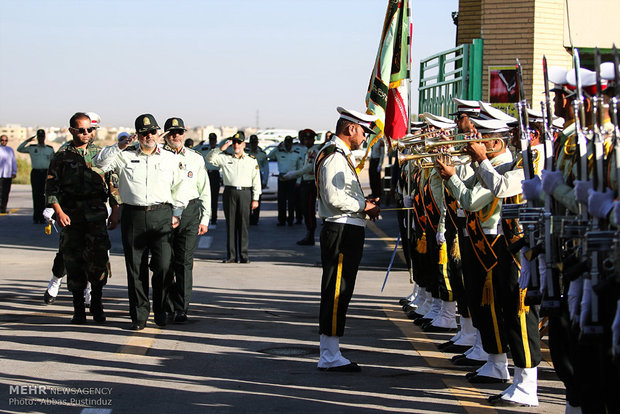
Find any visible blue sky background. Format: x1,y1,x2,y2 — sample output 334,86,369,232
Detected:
0,0,457,129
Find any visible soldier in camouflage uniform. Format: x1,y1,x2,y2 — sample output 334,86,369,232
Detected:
45,112,119,324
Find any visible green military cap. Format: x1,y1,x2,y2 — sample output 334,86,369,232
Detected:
164,117,187,132
231,131,245,143
135,113,160,134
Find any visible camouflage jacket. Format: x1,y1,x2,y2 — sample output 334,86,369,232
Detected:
46,142,121,221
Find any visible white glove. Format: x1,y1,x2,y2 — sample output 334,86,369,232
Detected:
42,208,54,222
579,278,592,330
568,278,583,325
588,188,615,219
521,176,542,202
436,231,445,246
573,179,593,204
541,169,564,195
282,171,296,180
403,195,413,208
612,300,620,358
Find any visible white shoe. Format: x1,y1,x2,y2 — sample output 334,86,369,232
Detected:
476,353,510,380
466,331,489,361
415,291,432,315
422,298,442,320
453,317,476,347
47,276,63,297
430,301,458,329
411,288,427,309
318,334,351,369
497,367,538,406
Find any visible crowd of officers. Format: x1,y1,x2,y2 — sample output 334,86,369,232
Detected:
36,111,336,332
395,64,620,410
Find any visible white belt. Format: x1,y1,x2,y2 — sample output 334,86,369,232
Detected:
326,217,366,227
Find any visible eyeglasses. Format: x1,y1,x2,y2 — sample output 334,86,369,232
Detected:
71,127,96,134
139,129,158,137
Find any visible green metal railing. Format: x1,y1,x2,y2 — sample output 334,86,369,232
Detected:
418,38,483,117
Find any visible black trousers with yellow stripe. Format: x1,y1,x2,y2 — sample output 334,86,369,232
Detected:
319,222,365,337
475,235,541,368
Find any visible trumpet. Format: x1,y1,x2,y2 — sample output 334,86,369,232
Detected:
390,130,479,152
397,136,507,167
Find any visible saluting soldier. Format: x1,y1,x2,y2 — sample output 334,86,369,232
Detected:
45,112,117,324
94,114,186,330
162,117,211,323
315,107,379,372
268,135,303,226
18,129,55,223
205,132,261,263
282,128,321,245
245,134,269,225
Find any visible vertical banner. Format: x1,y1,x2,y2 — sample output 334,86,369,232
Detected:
360,0,411,170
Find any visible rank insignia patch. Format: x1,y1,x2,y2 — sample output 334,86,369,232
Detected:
188,171,193,178
143,117,150,126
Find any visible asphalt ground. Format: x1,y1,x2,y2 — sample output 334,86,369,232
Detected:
0,181,565,414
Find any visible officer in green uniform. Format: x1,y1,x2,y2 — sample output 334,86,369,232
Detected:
94,114,186,330
205,132,261,263
268,136,303,226
162,117,211,323
45,112,116,324
245,134,268,225
194,133,221,227
18,129,55,223
316,107,379,372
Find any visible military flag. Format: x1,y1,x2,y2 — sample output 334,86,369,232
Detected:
361,0,411,169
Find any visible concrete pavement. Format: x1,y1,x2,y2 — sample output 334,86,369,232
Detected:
0,184,565,413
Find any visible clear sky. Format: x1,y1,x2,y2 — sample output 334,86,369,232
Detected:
0,0,457,130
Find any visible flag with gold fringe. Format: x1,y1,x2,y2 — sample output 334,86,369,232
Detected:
360,0,411,170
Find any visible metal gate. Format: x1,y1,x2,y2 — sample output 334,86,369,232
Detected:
418,38,483,117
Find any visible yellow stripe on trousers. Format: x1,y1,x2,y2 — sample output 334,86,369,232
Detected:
490,301,503,354
439,244,453,301
331,253,344,336
519,311,532,368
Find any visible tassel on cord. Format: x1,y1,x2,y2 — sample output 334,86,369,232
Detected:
450,236,461,262
481,270,494,306
439,243,448,265
518,288,530,315
416,232,427,254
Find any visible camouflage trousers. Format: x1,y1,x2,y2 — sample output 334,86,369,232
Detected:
60,219,111,292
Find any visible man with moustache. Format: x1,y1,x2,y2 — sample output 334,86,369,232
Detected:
94,114,185,330
162,117,210,323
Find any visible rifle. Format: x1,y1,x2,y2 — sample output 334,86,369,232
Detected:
514,59,542,305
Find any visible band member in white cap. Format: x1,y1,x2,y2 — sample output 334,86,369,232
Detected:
315,107,380,372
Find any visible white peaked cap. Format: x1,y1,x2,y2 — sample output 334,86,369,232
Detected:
337,106,378,134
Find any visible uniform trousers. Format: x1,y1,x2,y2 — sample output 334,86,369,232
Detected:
472,235,541,368
0,177,11,213
299,180,317,234
60,214,110,292
121,204,173,324
207,170,220,224
167,198,200,313
31,168,47,222
446,217,467,316
368,158,382,199
249,194,261,225
396,201,412,272
548,301,581,408
277,178,296,224
319,221,365,337
223,187,251,261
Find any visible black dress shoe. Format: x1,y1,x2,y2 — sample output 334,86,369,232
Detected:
296,238,314,246
438,340,454,350
414,317,431,326
487,394,534,407
222,258,237,263
154,313,167,327
465,370,479,379
402,304,415,313
451,353,467,362
405,309,420,320
44,290,56,305
239,258,250,263
129,321,146,331
317,362,361,372
468,374,508,384
174,311,188,323
442,344,472,354
90,309,106,323
399,298,411,306
423,324,458,333
71,313,87,324
453,357,486,367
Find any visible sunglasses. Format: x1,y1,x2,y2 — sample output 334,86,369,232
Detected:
168,129,185,135
139,129,158,137
232,139,243,144
71,127,96,134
